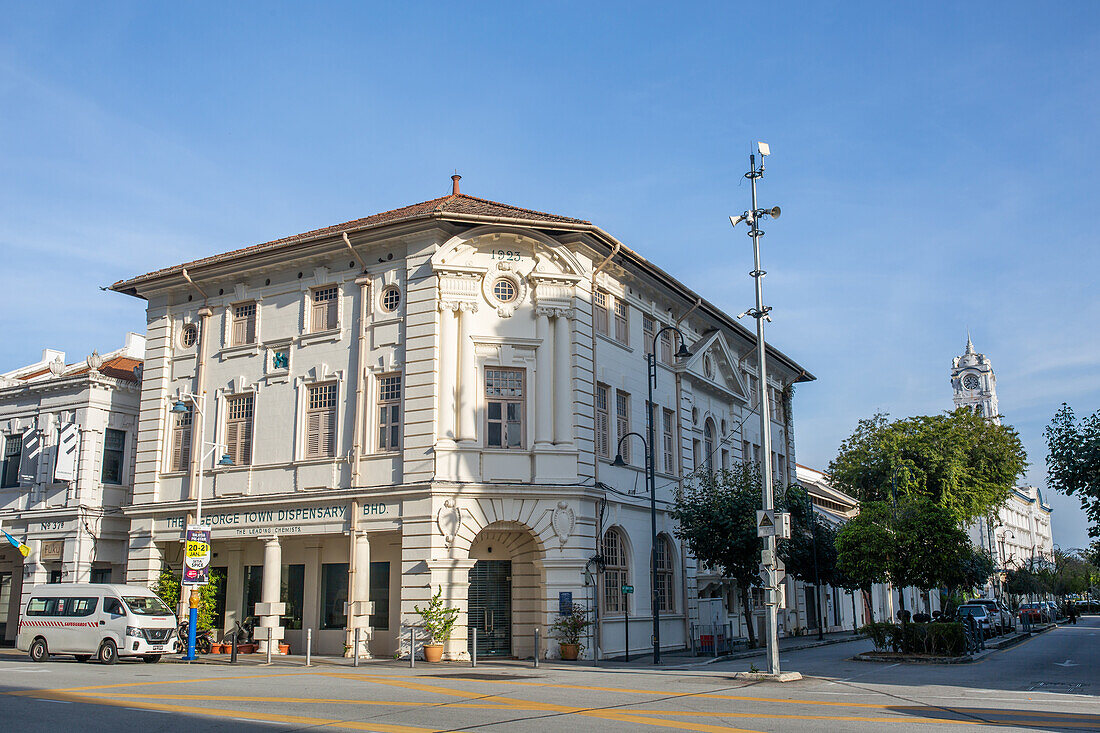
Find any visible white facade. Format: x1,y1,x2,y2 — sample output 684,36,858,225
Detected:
951,336,1055,595
112,180,813,660
0,334,144,644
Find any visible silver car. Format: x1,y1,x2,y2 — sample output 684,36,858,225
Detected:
966,598,1013,634
956,604,994,639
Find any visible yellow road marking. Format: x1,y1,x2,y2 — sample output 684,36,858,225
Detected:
10,670,323,695
12,690,436,733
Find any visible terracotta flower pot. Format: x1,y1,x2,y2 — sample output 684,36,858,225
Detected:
210,643,228,654
423,644,444,663
238,643,258,654
559,643,580,661
278,643,290,655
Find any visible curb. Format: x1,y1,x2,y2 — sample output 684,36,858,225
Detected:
698,634,866,665
852,623,1057,665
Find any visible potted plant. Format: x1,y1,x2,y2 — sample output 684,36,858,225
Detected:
414,586,459,663
551,603,591,661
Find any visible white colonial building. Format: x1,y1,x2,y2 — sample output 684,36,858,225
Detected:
110,176,813,660
0,334,144,644
952,336,1055,595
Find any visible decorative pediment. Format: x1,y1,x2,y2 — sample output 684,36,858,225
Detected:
680,331,749,402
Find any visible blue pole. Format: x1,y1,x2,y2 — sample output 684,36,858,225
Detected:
185,603,198,660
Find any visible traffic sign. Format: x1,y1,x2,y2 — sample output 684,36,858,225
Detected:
756,510,775,537
621,584,634,594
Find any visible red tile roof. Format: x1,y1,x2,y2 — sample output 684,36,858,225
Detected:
111,192,590,293
68,356,143,383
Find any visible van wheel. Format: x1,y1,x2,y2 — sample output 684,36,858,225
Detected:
28,637,49,662
142,655,161,664
98,639,118,665
74,655,91,663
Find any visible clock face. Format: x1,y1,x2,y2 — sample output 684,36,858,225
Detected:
963,374,981,391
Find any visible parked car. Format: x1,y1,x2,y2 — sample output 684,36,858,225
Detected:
1019,602,1045,624
17,583,179,663
1042,601,1060,621
966,599,1013,634
956,604,995,639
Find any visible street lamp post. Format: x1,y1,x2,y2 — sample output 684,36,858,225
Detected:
170,395,233,661
890,464,908,618
613,327,691,665
729,142,784,676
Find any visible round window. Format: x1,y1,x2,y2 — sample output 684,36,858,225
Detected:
492,278,518,303
180,323,198,348
380,286,401,313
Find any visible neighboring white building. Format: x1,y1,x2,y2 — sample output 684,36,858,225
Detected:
110,176,814,660
951,336,1055,597
0,334,144,644
794,464,940,631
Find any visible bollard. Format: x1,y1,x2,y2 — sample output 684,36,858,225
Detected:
266,635,273,665
354,628,360,668
714,626,719,659
471,627,477,668
533,628,539,668
689,622,695,657
230,633,238,664
409,627,415,669
306,629,312,667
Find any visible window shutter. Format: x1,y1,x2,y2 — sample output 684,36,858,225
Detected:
307,411,322,458
232,317,245,346
597,410,608,458
324,403,336,456
246,313,256,344
240,412,253,465
326,298,338,329
18,429,40,484
226,421,240,465
312,301,325,333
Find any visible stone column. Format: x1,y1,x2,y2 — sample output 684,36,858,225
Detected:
457,305,478,442
534,310,554,447
438,305,458,442
553,312,572,445
347,530,372,658
259,536,281,653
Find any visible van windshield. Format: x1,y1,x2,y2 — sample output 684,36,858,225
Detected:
123,596,173,616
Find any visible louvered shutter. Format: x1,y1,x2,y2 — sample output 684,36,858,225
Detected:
171,418,191,472
245,313,256,344
306,410,322,457
311,300,325,333
226,420,240,465
232,316,246,346
596,410,608,458
18,429,40,484
323,403,336,456
326,299,338,329
240,412,253,465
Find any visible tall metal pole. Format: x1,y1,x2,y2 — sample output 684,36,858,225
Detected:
647,351,661,665
746,152,780,676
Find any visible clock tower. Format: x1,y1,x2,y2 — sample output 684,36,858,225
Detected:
951,333,999,424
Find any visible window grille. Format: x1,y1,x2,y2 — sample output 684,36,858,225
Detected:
225,394,254,466
613,299,628,344
180,323,198,348
306,383,337,458
231,302,257,346
170,411,192,473
601,529,628,614
662,408,675,474
615,391,630,463
595,385,610,458
704,420,716,473
380,286,401,313
485,369,524,449
377,374,402,451
492,279,517,303
655,536,674,612
311,285,339,332
593,291,609,335
101,429,125,484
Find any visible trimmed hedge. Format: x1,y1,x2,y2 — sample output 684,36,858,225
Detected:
859,621,966,656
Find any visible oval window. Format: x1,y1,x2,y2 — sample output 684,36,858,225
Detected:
492,278,518,303
380,286,401,313
180,323,198,348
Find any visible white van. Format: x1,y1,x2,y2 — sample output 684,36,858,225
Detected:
17,583,179,663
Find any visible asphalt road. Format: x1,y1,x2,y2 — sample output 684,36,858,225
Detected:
3,617,1099,732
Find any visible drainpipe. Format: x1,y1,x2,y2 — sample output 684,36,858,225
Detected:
350,276,371,489
342,232,369,272
675,297,702,327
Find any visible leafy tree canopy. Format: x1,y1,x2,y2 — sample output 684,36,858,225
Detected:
1045,403,1100,538
828,409,1027,523
673,462,763,647
778,483,839,588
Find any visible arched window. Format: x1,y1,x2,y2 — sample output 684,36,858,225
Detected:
601,529,629,614
655,535,675,612
703,419,716,473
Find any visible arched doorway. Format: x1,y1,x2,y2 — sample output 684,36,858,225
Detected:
466,522,545,659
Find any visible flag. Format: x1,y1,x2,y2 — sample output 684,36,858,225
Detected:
3,530,30,558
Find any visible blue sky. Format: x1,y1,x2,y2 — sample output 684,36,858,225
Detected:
2,2,1097,549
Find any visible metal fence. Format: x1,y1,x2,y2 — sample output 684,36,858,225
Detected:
689,622,744,657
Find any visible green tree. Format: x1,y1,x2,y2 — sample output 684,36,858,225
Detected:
778,484,839,630
673,462,763,648
836,497,978,618
151,567,220,631
829,409,1027,523
1045,403,1100,537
